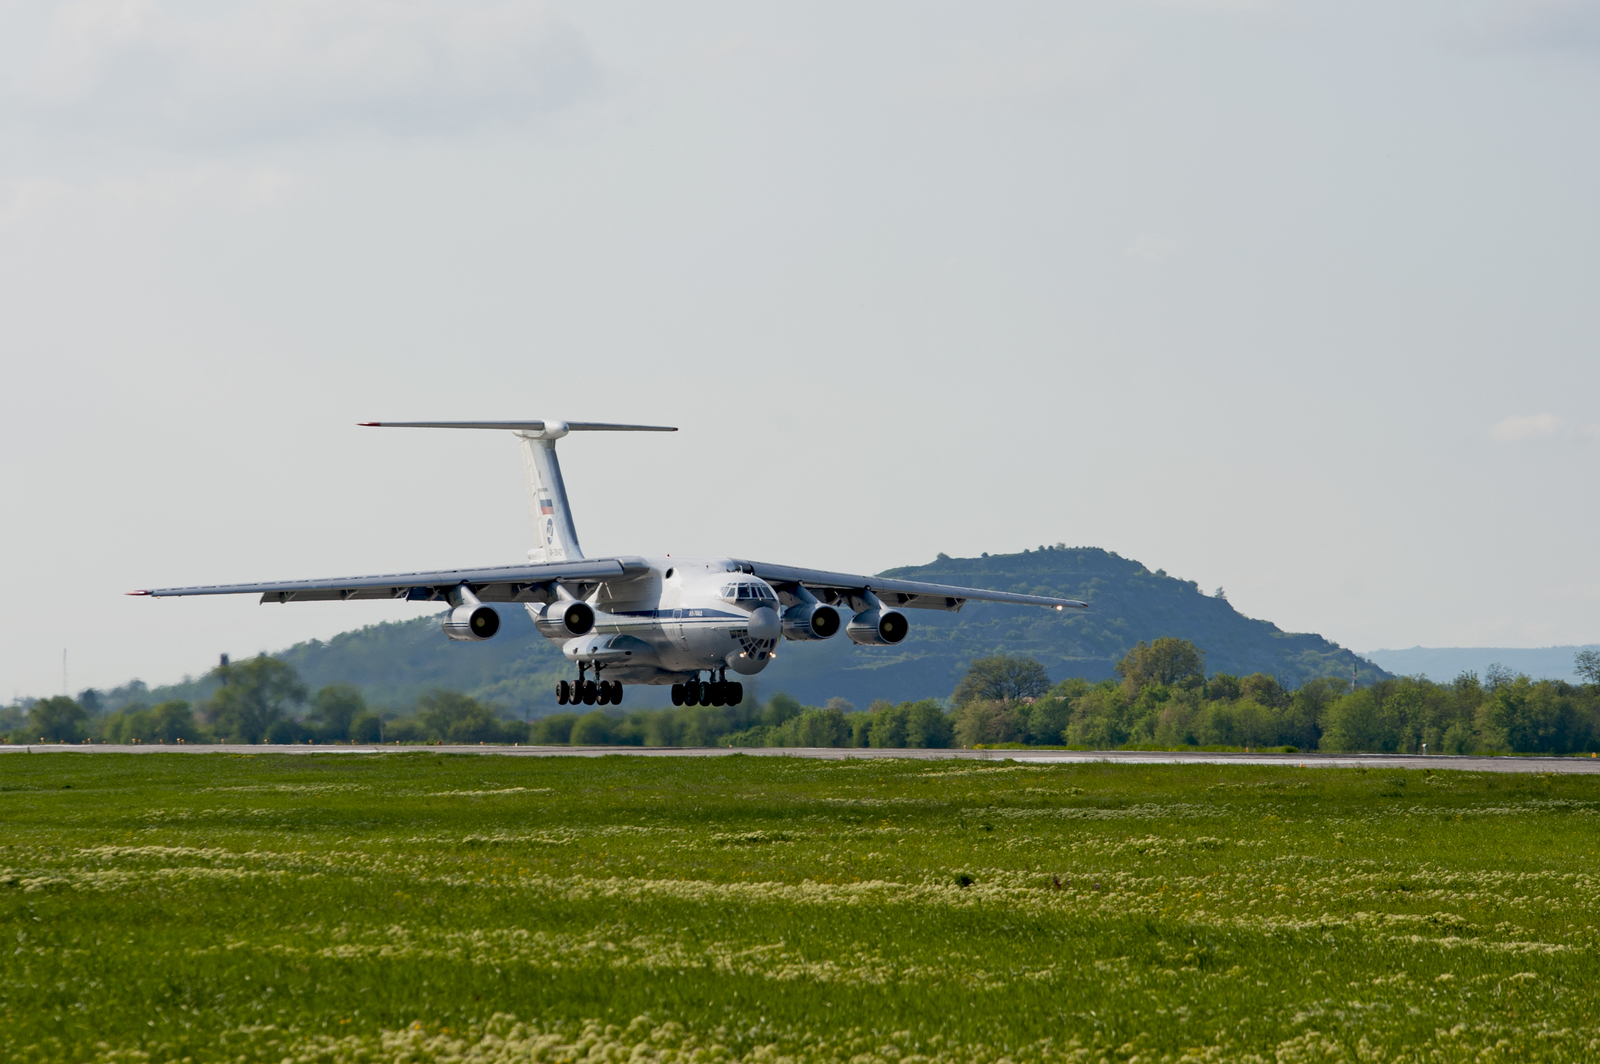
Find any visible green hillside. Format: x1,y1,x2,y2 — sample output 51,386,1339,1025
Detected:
107,548,1384,716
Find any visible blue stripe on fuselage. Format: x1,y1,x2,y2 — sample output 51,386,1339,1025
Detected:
608,608,743,620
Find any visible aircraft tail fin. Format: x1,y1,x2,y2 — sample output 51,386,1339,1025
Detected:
358,420,676,564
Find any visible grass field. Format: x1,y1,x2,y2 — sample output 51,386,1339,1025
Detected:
1,754,1597,1063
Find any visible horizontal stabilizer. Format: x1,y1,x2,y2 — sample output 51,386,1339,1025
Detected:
358,421,675,432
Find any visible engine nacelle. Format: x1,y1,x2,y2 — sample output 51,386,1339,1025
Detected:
782,603,841,641
444,604,501,642
846,607,909,646
534,600,595,638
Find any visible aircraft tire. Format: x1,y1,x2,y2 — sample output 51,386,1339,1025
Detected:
688,680,705,706
582,681,598,706
670,683,684,706
708,682,725,707
556,681,570,705
728,682,743,705
597,682,612,706
610,681,624,705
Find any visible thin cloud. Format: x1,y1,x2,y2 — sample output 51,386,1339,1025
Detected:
4,0,603,149
1488,413,1600,443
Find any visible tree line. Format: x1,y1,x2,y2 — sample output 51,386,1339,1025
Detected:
10,642,1600,754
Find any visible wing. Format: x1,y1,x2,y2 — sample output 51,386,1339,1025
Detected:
734,560,1088,613
129,558,636,604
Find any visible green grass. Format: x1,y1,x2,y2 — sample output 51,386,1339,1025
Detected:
1,754,1597,1063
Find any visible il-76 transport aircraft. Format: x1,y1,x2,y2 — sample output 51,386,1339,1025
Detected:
134,422,1087,709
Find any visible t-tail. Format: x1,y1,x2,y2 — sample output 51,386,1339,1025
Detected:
357,419,677,563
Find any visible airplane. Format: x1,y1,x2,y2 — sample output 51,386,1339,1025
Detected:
132,421,1088,709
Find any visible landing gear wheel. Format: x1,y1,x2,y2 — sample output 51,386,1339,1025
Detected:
597,681,612,706
581,680,598,706
610,681,624,705
728,682,744,705
670,683,684,706
688,680,705,706
708,681,725,707
556,680,571,705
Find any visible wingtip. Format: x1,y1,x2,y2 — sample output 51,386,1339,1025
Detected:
357,422,381,427
126,590,151,596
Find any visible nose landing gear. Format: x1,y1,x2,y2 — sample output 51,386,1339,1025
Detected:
556,665,624,707
671,671,744,707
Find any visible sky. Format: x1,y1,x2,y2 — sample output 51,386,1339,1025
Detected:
2,0,1598,700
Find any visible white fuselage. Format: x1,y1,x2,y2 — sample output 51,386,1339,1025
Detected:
530,557,785,685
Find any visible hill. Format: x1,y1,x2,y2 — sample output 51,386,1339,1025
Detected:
101,547,1384,716
1362,645,1600,684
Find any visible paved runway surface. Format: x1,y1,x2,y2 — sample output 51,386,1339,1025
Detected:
4,743,1599,773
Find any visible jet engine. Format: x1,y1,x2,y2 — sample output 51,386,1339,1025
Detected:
444,604,501,641
782,603,841,641
846,607,909,646
534,599,595,638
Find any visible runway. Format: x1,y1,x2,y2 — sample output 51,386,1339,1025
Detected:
4,743,1599,773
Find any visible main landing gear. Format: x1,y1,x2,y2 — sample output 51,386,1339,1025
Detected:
556,664,624,707
671,672,743,707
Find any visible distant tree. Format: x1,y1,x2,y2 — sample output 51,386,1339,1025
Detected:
952,700,1025,746
206,655,307,744
864,700,907,748
1318,691,1385,752
1576,649,1600,685
1239,673,1288,708
77,689,104,718
1063,683,1130,748
1484,663,1514,692
763,693,805,728
904,700,953,748
350,713,384,744
310,683,366,741
29,696,87,742
953,656,1051,706
417,690,520,743
103,706,150,743
149,700,200,742
532,713,579,744
1206,673,1242,701
1020,696,1071,745
265,719,309,744
787,708,851,747
1440,720,1477,754
1116,638,1205,692
569,711,614,745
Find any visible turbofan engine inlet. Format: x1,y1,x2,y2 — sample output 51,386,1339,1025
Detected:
846,607,909,646
534,600,595,638
444,604,501,641
782,603,841,641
